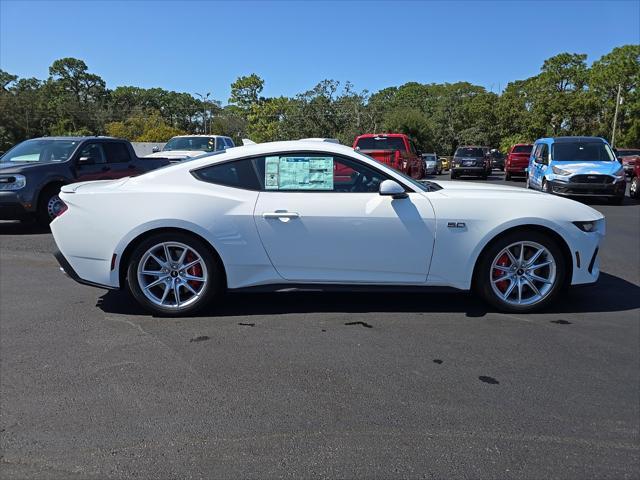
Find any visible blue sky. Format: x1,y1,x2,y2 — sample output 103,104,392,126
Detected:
1,0,638,103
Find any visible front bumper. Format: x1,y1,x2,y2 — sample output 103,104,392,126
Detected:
452,166,486,176
0,191,33,219
549,179,626,197
505,166,528,176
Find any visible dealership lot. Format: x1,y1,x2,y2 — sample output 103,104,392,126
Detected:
1,174,638,479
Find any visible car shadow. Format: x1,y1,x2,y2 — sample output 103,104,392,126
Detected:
96,272,639,318
0,220,49,235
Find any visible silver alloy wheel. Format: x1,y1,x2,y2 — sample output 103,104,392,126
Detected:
46,194,63,219
489,241,557,306
631,177,638,197
137,241,208,310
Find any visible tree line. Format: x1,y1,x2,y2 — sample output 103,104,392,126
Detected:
1,45,638,154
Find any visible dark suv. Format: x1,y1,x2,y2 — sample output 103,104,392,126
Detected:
450,146,491,179
0,136,170,224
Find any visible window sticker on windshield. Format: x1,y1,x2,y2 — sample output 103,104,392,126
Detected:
265,156,334,190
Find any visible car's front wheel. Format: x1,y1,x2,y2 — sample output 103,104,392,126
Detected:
127,232,223,316
37,185,64,225
475,231,566,312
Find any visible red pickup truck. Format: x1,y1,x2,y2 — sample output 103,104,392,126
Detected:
353,133,425,179
505,143,533,181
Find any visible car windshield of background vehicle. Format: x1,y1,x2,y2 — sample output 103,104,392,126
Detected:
552,142,616,162
455,147,484,157
0,139,79,163
617,149,640,156
355,137,406,151
163,137,216,152
424,155,437,161
512,145,533,153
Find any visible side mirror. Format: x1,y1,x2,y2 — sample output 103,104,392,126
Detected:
152,146,160,153
379,179,408,199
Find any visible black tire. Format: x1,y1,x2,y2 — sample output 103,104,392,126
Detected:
450,171,457,180
36,185,63,226
505,173,512,181
629,177,638,199
542,179,552,194
126,232,224,316
481,174,488,180
474,230,567,313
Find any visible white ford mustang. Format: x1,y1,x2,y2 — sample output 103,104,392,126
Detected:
51,139,605,316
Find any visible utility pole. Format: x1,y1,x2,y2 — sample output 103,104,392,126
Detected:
611,83,622,148
195,92,211,134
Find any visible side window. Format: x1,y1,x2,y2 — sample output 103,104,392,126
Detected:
539,144,549,164
224,137,234,148
78,143,106,164
192,158,261,190
215,138,226,151
254,154,390,193
103,142,131,163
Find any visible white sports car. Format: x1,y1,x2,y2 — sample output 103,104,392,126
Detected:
51,139,605,316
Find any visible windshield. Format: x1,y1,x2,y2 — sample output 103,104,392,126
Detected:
552,141,615,162
617,149,640,157
423,155,437,162
455,147,484,158
0,139,79,163
163,137,216,152
355,136,406,151
512,145,532,154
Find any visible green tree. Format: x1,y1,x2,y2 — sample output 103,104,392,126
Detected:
229,74,264,110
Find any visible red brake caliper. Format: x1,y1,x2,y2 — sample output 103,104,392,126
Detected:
185,252,203,289
494,253,510,292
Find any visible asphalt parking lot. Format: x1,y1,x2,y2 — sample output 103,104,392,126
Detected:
1,172,638,479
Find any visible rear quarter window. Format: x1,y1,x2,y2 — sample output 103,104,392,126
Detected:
192,158,262,190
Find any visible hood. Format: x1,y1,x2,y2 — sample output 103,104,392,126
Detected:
552,161,622,175
0,161,61,173
431,180,603,221
145,150,206,159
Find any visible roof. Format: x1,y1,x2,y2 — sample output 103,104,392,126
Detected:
355,133,410,138
27,136,120,141
171,134,231,138
537,136,607,143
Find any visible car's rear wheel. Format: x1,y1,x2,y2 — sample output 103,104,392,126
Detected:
475,231,566,312
630,176,639,199
505,172,511,181
450,171,457,180
127,232,223,316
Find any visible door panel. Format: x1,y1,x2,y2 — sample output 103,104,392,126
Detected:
254,192,435,283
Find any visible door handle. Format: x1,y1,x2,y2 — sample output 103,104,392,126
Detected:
262,211,300,219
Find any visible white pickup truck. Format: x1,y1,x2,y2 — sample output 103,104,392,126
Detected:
145,135,235,161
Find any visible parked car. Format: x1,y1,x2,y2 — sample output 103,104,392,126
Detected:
421,153,441,175
526,136,626,204
353,133,425,179
615,147,640,176
450,146,491,179
629,161,639,200
51,139,604,316
489,149,505,170
0,136,171,224
439,157,451,171
146,135,235,161
505,144,534,180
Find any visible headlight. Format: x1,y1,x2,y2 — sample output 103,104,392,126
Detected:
613,166,625,178
552,166,571,176
0,174,26,190
573,221,597,232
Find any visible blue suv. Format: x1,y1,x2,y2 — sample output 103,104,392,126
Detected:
527,136,626,204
